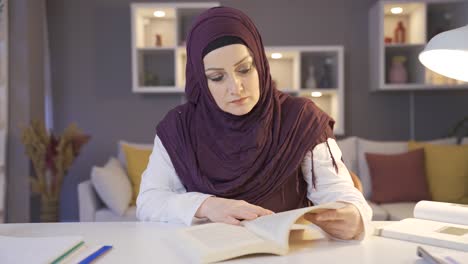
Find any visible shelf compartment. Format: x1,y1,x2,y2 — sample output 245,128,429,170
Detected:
138,49,175,87
300,91,340,133
265,50,299,92
176,47,187,88
384,44,426,85
301,52,338,90
427,2,468,42
177,8,207,46
383,2,426,45
134,7,176,48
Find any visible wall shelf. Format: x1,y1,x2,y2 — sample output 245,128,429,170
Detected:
369,0,468,91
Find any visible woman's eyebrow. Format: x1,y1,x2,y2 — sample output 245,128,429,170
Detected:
205,55,252,72
233,55,251,66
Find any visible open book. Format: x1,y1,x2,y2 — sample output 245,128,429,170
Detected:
375,200,468,251
176,202,345,263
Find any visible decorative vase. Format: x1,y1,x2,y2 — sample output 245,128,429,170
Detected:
155,34,162,46
305,65,317,89
389,56,408,84
319,58,333,88
394,21,406,44
40,195,59,222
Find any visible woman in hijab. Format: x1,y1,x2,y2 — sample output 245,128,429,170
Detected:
137,6,372,240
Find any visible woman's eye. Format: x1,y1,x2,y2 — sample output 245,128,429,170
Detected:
210,75,223,82
238,65,252,74
209,74,224,82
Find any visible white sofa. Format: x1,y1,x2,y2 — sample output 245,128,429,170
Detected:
78,180,137,222
78,137,467,222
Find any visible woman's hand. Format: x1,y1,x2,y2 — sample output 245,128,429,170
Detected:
304,203,364,240
195,197,274,225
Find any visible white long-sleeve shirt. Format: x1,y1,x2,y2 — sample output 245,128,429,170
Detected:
137,135,373,239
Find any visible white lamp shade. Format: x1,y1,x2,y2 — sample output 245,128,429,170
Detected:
418,25,468,82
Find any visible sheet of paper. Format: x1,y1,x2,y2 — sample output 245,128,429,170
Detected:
0,235,83,264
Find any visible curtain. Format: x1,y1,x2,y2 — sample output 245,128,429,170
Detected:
0,0,9,223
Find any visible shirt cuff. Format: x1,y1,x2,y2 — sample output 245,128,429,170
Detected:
180,193,214,226
345,201,373,241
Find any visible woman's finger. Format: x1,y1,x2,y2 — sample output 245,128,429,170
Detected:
316,209,344,221
244,204,274,216
224,216,241,225
232,208,258,220
318,219,346,230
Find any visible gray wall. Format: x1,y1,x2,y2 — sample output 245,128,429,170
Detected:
42,0,468,221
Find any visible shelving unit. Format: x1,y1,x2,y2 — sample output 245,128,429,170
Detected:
265,46,344,135
264,46,344,135
369,0,468,91
131,2,220,93
130,4,345,134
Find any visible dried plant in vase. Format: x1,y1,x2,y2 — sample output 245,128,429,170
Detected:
21,120,90,222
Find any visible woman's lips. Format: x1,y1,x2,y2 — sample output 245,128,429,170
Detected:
230,97,248,104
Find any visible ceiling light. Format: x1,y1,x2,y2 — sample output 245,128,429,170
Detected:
390,7,403,14
271,53,283,59
153,11,166,17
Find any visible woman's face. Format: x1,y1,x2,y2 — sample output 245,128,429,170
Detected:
203,44,260,116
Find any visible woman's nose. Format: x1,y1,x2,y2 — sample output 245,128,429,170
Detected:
228,75,244,94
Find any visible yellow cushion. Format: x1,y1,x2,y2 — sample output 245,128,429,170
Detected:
121,144,152,205
408,141,468,204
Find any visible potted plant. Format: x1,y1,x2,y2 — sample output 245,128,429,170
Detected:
21,120,90,222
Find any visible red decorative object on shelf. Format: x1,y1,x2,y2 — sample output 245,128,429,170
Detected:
394,21,406,44
155,34,162,46
384,37,392,44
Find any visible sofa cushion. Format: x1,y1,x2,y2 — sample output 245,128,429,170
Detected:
367,201,389,221
379,202,417,221
357,139,408,199
462,137,468,145
122,143,153,205
118,140,153,170
408,142,468,204
426,137,457,145
91,157,132,216
336,137,358,174
357,137,457,200
365,149,430,203
95,206,137,222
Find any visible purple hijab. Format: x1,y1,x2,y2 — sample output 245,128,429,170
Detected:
156,7,335,208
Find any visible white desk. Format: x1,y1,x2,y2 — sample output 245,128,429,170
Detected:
0,221,465,263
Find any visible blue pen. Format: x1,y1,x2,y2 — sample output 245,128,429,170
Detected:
78,245,113,264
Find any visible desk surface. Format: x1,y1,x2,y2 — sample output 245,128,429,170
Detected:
0,221,466,263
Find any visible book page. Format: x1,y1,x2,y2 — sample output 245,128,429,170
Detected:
242,202,345,249
177,223,283,263
0,235,84,264
414,200,468,226
180,223,266,250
